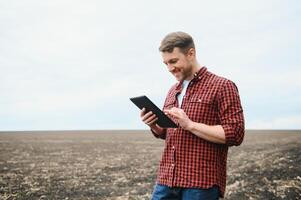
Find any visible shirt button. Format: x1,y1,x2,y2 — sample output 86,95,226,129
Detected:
174,128,177,131
172,146,175,150
171,163,175,167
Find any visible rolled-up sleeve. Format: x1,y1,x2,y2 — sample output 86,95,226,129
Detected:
218,80,245,146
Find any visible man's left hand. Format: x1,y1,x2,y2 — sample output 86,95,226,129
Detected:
164,107,193,130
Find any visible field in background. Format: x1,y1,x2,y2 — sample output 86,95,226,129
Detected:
0,130,300,199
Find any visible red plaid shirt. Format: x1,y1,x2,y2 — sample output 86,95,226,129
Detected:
151,67,245,198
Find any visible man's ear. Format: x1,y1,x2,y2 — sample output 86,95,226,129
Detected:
187,48,196,59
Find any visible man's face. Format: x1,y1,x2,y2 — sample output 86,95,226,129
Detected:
162,47,194,81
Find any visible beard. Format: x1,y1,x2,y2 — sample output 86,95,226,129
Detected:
178,63,193,81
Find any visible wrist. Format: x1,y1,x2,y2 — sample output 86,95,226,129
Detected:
187,120,195,132
149,123,158,130
150,123,162,133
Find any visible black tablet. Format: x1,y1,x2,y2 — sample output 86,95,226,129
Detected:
130,95,178,128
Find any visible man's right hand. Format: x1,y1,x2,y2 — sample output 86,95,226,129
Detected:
140,107,165,137
140,108,158,129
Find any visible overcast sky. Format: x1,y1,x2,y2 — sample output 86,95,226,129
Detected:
1,0,300,130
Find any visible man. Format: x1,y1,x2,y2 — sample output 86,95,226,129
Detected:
140,32,245,200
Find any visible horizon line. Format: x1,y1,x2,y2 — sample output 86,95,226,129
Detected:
0,129,301,133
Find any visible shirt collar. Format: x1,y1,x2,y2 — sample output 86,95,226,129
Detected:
175,66,208,91
193,66,207,80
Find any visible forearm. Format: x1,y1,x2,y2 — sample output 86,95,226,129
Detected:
187,121,226,144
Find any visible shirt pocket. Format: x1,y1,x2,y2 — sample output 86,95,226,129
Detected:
189,95,213,104
187,94,216,123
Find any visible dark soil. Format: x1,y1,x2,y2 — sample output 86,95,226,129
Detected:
0,130,300,199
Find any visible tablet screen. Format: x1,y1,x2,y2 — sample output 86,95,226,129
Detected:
130,95,178,128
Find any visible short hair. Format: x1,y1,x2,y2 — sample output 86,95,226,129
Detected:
159,31,195,54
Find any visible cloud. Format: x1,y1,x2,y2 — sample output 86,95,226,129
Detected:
0,0,300,130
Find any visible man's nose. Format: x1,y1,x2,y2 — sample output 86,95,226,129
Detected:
167,64,175,72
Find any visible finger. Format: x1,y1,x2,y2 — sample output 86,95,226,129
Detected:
141,110,152,120
170,107,184,116
163,109,172,115
166,107,179,114
164,109,172,115
140,108,146,117
146,117,158,125
141,111,154,121
170,107,181,113
144,114,157,124
165,109,176,116
168,111,181,119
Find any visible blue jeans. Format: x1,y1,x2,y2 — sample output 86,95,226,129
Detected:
151,184,219,200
